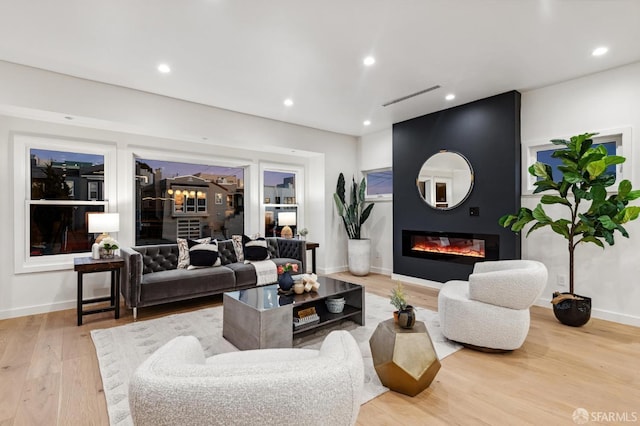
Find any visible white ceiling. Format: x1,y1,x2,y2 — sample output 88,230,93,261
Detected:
1,0,639,137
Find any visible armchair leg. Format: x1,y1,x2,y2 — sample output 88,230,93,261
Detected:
133,307,137,321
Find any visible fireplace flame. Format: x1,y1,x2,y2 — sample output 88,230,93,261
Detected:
412,238,485,258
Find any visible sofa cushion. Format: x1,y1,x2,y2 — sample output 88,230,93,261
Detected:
177,237,211,269
231,235,244,262
188,239,221,268
140,266,236,302
242,235,269,261
224,262,260,287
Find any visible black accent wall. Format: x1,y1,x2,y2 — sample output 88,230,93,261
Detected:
392,91,521,282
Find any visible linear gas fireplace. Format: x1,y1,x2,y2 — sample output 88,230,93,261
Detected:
402,230,499,265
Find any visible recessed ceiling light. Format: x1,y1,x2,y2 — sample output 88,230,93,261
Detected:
363,56,375,66
284,98,294,107
445,94,456,101
592,46,608,56
157,63,171,73
363,120,371,126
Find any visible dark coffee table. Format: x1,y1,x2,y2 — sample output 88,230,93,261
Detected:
223,277,364,350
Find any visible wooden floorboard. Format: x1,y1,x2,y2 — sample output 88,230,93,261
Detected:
0,272,638,425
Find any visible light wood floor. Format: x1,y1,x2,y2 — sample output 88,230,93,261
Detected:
1,273,638,425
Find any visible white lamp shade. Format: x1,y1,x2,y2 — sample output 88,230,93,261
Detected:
278,211,297,226
88,213,120,233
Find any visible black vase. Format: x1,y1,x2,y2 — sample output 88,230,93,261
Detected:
278,272,294,292
398,305,416,329
552,292,591,327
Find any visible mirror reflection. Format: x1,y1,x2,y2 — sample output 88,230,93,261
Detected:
417,151,474,210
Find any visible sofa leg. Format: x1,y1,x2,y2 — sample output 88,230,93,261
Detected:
133,307,138,321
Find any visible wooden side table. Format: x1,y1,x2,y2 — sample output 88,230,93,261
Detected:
305,241,319,274
74,256,124,326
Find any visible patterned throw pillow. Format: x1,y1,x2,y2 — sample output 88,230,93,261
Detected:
231,235,244,262
242,235,269,261
187,239,221,269
177,237,211,269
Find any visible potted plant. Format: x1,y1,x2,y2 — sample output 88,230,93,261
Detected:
500,132,640,326
390,282,415,329
333,173,375,275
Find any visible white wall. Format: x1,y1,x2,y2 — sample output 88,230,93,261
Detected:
358,128,393,275
358,62,640,326
0,61,358,319
521,61,640,326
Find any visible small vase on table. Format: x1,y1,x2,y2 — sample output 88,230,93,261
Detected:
278,271,294,292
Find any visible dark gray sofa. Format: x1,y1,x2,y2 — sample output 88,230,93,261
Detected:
120,237,305,319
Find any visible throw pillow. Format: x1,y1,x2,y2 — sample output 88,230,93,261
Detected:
177,237,211,269
231,235,244,262
242,235,269,261
188,239,221,268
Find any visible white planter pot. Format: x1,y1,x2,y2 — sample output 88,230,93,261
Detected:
348,238,371,276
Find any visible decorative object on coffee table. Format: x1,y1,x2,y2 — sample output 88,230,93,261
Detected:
369,319,440,397
277,262,299,292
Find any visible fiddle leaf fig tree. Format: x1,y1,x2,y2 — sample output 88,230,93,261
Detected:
333,173,374,239
499,132,640,295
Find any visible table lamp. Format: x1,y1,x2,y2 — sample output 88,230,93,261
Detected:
88,213,120,258
278,212,296,239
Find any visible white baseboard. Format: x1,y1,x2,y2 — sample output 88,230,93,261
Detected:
370,266,392,275
0,299,76,320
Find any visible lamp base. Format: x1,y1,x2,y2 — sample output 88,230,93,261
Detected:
95,232,110,244
281,225,293,239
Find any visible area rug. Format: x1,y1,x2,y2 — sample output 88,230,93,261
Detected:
91,292,461,426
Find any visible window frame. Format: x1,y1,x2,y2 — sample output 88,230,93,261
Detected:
522,127,631,196
13,133,117,274
364,167,393,201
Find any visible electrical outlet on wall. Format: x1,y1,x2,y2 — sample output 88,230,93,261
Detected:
557,274,567,288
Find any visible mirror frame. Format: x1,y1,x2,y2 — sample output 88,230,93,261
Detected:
416,150,474,210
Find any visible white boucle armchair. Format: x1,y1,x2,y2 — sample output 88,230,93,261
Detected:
438,260,548,351
129,330,364,426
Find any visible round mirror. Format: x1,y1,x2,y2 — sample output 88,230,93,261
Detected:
416,150,474,210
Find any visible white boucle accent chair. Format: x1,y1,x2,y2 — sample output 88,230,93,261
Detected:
129,330,364,426
438,260,548,351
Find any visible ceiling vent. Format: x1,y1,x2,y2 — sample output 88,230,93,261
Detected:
382,85,441,107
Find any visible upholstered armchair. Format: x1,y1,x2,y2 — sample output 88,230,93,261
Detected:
129,330,364,426
438,260,548,351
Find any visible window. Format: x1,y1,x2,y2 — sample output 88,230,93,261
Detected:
536,142,617,181
261,166,304,238
14,134,116,273
524,128,629,195
135,158,244,245
364,168,393,200
29,149,106,256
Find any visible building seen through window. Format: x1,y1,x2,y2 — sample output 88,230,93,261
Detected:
135,159,245,245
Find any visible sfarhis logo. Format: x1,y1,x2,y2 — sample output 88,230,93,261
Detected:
573,408,638,424
572,408,589,425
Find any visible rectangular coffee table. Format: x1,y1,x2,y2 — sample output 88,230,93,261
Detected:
223,277,364,350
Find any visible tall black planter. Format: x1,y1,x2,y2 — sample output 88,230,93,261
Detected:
552,292,591,327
